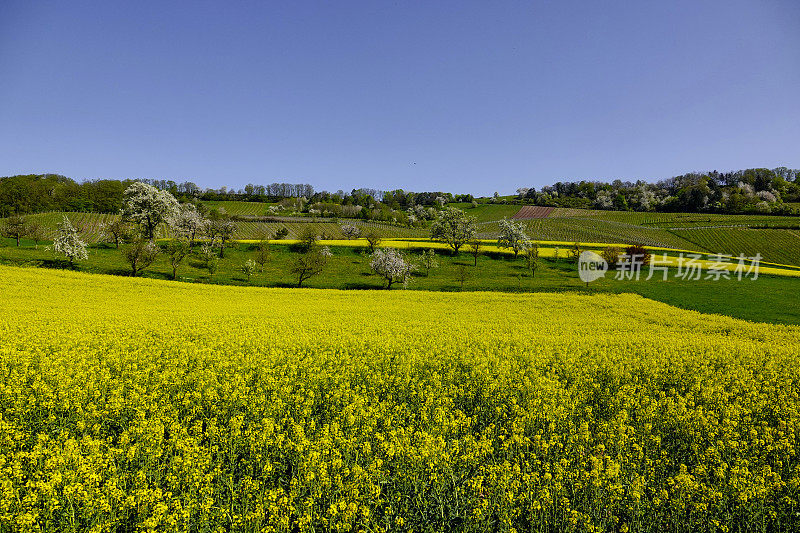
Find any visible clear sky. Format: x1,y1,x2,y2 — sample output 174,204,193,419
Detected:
1,1,798,196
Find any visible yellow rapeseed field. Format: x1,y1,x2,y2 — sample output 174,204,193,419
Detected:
1,265,800,532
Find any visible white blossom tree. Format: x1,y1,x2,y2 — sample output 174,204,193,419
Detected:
52,216,88,266
340,224,360,240
419,248,439,276
497,218,529,258
370,248,417,289
430,207,476,254
168,204,206,247
240,259,257,281
122,182,179,240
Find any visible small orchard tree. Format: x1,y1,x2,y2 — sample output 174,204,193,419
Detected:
198,241,219,269
207,256,220,280
497,218,529,258
121,182,179,240
124,239,160,276
2,214,29,246
101,218,132,249
255,239,271,272
291,248,328,287
298,226,319,252
625,244,651,268
454,264,470,290
419,248,439,276
370,248,416,289
602,246,623,269
205,217,237,257
241,259,257,282
164,239,189,280
430,207,476,254
523,243,539,277
364,231,381,253
467,238,483,266
341,224,360,240
553,247,561,262
274,227,289,240
52,216,88,266
569,242,582,263
27,223,44,249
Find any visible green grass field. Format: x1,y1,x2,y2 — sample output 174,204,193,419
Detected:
3,236,798,326
449,202,521,221
6,203,800,266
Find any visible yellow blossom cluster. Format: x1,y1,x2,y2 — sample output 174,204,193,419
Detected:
1,265,799,532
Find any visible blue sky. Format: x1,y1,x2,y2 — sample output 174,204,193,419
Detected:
1,1,798,196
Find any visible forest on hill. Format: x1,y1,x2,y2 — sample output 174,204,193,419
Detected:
1,166,799,218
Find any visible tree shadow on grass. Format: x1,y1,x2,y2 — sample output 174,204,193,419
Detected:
548,261,577,272
342,282,382,290
40,258,73,270
106,267,135,277
483,251,509,260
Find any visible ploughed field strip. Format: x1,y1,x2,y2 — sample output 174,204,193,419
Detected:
511,205,554,219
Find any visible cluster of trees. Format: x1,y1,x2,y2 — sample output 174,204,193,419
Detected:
35,182,241,278
0,174,129,216
0,174,476,225
515,167,800,214
6,185,599,289
258,209,575,289
3,166,799,220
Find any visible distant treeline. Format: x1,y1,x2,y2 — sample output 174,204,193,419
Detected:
0,174,472,217
2,167,799,217
516,167,800,214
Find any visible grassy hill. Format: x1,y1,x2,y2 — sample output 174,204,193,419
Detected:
6,202,800,265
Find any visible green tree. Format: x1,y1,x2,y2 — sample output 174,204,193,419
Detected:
164,239,189,280
2,214,29,246
430,207,476,254
467,238,483,266
124,239,160,276
291,248,328,287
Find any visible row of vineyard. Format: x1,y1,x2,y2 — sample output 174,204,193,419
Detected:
549,208,800,228
671,227,800,266
477,217,702,250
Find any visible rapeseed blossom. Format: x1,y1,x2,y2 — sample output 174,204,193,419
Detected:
1,265,799,532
